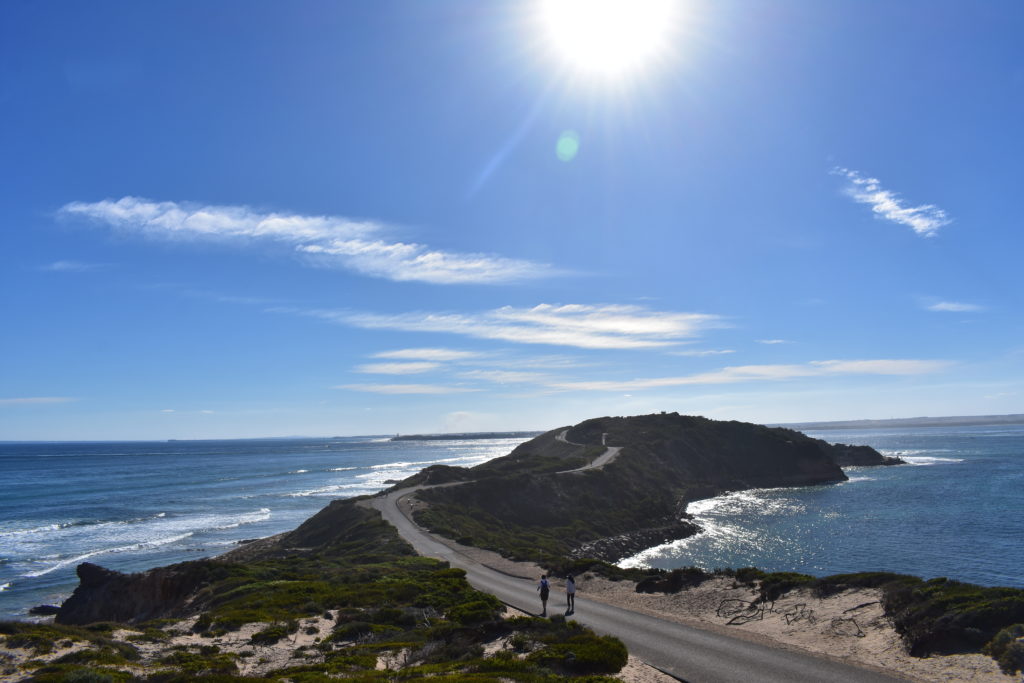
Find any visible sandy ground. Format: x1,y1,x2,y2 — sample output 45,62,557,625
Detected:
581,575,1016,683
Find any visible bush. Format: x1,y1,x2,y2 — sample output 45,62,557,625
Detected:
447,598,502,625
62,671,114,683
734,567,765,585
883,578,1024,655
529,633,628,674
758,572,814,602
636,566,710,593
250,620,298,646
983,623,1024,674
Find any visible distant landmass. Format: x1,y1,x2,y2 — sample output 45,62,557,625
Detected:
778,413,1024,430
390,431,543,441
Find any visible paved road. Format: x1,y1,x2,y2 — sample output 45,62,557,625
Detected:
555,429,621,471
365,487,903,683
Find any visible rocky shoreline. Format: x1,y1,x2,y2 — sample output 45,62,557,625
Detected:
571,520,701,562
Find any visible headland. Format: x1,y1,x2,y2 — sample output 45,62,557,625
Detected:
2,413,1021,681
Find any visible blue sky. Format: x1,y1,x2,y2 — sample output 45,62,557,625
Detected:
2,0,1022,440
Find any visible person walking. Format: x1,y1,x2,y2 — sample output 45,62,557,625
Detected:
537,574,550,616
565,574,576,613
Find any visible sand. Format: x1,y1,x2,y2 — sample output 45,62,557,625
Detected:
581,575,1015,683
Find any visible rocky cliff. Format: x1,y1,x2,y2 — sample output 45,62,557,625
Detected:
57,560,221,625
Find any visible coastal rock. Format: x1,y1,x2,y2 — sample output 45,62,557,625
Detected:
56,560,221,625
824,442,904,467
28,604,60,616
571,521,701,563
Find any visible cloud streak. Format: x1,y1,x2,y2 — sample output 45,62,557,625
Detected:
832,168,951,237
337,383,479,395
40,260,107,272
668,349,736,357
372,348,485,362
355,362,441,375
0,397,77,405
548,359,950,392
311,303,725,350
927,301,983,312
60,197,553,284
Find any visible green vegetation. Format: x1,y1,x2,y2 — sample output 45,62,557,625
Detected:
883,576,1024,655
3,500,625,681
411,414,847,567
983,624,1024,675
632,565,1024,666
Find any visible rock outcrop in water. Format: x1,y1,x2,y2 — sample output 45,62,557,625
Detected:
823,441,904,466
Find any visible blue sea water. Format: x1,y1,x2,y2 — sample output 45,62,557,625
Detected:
621,424,1024,589
0,436,524,619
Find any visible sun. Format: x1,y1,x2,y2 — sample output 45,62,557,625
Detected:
538,0,678,79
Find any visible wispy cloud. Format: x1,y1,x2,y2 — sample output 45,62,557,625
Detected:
548,359,950,392
372,348,485,362
832,168,951,237
926,301,984,313
337,383,479,395
355,362,441,375
668,349,736,357
0,397,77,405
757,339,791,345
312,303,724,350
40,260,106,272
458,369,549,383
60,197,553,284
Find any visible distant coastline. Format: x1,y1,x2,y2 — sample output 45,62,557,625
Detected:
390,431,543,441
778,413,1024,431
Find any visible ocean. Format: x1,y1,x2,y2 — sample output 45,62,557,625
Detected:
0,436,524,620
1,424,1021,620
621,424,1024,589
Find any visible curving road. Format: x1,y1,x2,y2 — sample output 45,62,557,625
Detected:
555,429,621,472
365,481,903,683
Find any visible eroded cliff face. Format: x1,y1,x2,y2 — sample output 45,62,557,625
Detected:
57,560,220,625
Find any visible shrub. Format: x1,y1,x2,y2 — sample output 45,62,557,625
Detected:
734,567,765,585
447,598,503,625
63,671,115,683
758,572,815,602
883,578,1024,655
636,566,710,593
250,620,298,646
983,624,1024,674
529,633,628,674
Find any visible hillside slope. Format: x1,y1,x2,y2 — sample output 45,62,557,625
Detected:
411,413,872,563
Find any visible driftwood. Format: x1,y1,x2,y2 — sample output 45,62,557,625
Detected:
830,617,866,637
843,601,879,614
718,598,766,625
783,603,816,626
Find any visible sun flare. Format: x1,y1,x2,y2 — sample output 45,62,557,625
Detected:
538,0,678,79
